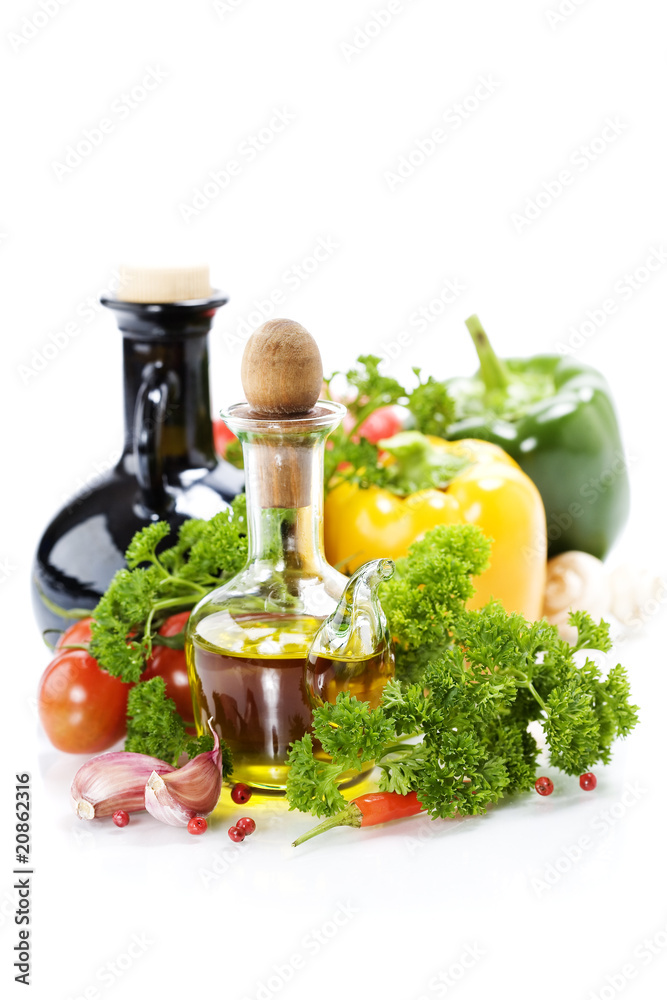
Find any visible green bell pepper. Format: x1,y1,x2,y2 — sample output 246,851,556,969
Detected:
445,315,630,560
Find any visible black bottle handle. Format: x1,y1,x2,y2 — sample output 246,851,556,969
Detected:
134,361,170,512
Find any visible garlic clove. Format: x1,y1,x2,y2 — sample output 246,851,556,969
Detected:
71,752,175,820
543,551,611,643
145,771,197,827
144,721,223,827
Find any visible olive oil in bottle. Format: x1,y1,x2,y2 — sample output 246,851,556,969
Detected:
188,613,323,789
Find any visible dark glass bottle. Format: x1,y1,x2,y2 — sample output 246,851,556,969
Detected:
32,266,244,635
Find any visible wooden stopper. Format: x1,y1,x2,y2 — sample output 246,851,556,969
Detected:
237,319,327,509
241,318,323,416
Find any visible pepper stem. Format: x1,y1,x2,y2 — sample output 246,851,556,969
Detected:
465,314,510,394
292,802,363,847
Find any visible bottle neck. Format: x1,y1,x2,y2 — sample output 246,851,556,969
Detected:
242,434,327,575
120,332,215,472
102,295,227,477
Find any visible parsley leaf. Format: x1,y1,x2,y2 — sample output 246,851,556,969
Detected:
311,692,396,770
286,523,639,821
89,499,248,682
285,735,347,818
382,524,491,684
407,368,456,438
125,677,233,772
569,610,613,653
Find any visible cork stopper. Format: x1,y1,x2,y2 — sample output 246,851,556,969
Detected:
117,264,212,303
234,319,330,508
241,319,323,416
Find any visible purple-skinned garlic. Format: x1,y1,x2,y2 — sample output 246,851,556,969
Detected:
145,720,223,827
71,752,176,820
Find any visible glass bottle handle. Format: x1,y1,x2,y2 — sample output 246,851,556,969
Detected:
133,361,170,512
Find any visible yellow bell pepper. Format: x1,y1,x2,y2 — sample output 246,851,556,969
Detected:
324,435,546,621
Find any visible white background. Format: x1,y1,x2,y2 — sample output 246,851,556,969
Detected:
2,1,666,999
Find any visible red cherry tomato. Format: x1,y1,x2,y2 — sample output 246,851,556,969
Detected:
55,617,93,650
141,611,193,724
38,650,128,754
212,420,237,458
356,406,405,444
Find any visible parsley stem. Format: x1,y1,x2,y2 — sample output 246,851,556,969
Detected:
527,681,547,713
377,739,421,759
160,575,208,595
152,596,199,613
148,555,170,579
513,671,548,712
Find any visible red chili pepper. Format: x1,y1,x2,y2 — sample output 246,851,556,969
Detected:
292,791,424,847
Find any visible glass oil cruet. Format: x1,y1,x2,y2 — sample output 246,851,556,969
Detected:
185,318,395,791
305,558,395,711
